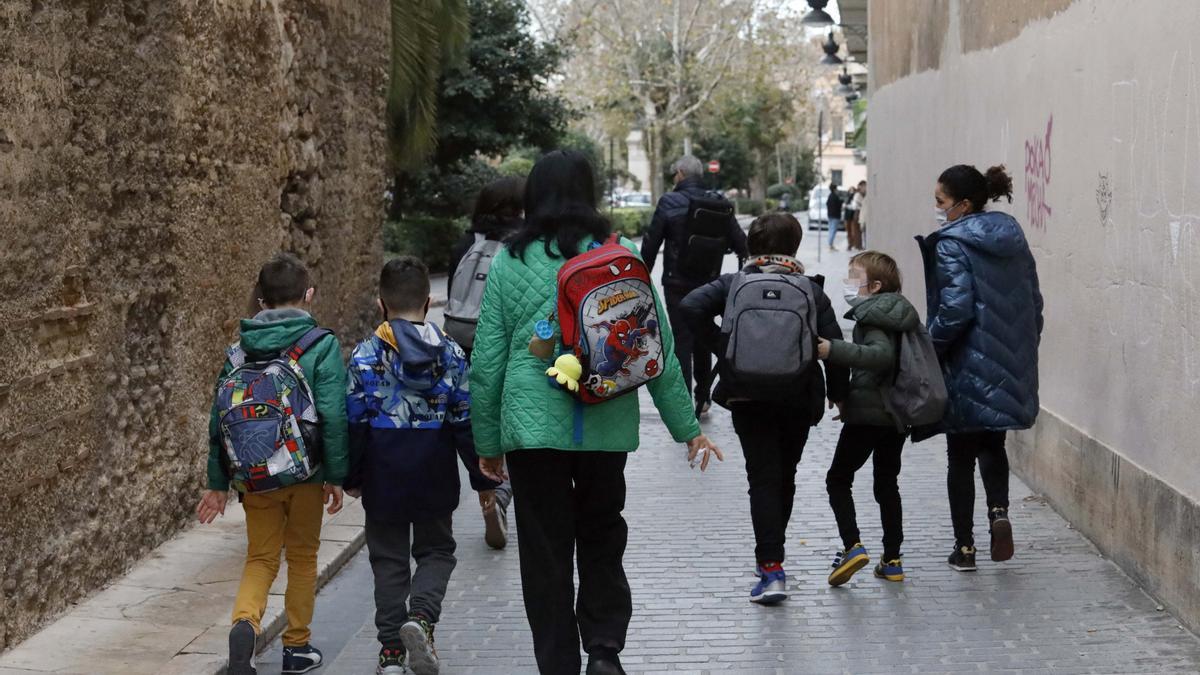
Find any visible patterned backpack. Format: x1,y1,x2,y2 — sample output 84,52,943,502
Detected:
215,327,329,493
557,234,664,404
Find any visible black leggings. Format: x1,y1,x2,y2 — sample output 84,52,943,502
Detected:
826,424,907,560
946,431,1009,548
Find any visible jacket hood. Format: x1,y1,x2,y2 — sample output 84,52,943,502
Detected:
846,292,919,331
936,210,1028,258
375,319,447,391
470,214,522,237
238,308,317,356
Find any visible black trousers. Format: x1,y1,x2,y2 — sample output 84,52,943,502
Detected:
365,514,456,648
665,287,713,405
946,431,1010,548
731,405,812,564
506,449,631,675
826,424,906,560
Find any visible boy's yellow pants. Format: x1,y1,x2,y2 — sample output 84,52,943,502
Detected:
231,483,324,647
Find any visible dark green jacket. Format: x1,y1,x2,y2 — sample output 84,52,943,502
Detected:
826,293,919,427
206,309,349,491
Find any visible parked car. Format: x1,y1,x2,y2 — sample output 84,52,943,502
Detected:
807,184,832,229
617,192,653,208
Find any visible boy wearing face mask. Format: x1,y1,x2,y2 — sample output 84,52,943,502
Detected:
816,251,919,586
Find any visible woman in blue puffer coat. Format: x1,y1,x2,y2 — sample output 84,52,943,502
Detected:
917,164,1043,573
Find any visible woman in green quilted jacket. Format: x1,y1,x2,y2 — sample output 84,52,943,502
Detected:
471,150,721,675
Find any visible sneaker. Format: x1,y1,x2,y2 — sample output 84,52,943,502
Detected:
228,620,257,675
377,646,407,674
989,507,1014,562
750,562,787,604
586,648,627,675
281,644,323,674
828,543,870,587
695,399,712,419
874,558,905,582
400,615,439,675
948,545,977,571
481,491,508,550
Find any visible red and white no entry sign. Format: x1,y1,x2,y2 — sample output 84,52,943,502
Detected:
707,160,720,173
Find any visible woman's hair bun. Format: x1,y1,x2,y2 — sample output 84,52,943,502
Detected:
985,165,1013,203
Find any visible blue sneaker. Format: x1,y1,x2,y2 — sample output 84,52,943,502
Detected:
281,644,323,674
874,557,905,582
828,543,870,587
750,564,787,604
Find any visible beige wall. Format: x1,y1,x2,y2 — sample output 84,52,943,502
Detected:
867,0,1200,627
0,0,387,650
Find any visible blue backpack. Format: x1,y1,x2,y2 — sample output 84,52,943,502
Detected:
215,328,329,493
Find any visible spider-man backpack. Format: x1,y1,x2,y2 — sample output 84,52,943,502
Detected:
557,234,664,403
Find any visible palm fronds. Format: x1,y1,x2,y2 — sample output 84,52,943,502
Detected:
388,0,470,170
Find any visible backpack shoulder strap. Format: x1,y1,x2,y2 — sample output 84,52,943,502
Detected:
285,327,334,363
473,232,486,245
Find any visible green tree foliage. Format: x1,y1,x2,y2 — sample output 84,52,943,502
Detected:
388,0,469,170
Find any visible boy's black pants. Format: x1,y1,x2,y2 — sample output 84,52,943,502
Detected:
826,424,907,560
365,514,456,648
506,449,631,675
731,405,812,564
946,430,1009,548
666,287,714,405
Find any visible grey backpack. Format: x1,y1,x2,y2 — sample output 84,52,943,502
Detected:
883,323,948,428
720,273,819,389
445,234,502,349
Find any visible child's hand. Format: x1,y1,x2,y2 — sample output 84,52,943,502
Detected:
686,434,724,472
828,399,844,421
323,484,344,515
196,489,228,524
817,338,832,360
479,457,508,483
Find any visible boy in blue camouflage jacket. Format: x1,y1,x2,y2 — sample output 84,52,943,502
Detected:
345,256,498,675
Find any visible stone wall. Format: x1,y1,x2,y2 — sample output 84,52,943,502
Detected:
866,0,1200,632
0,0,387,650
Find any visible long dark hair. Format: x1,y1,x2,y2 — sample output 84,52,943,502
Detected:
507,150,610,260
938,164,1014,213
471,176,525,235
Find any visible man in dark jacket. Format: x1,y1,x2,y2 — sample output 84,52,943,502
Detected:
642,154,749,415
825,182,844,251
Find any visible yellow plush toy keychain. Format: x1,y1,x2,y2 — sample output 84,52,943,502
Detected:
546,354,582,393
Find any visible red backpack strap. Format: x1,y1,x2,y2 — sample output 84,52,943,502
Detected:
605,233,620,245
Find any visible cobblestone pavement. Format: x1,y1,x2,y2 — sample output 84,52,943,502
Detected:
307,236,1200,674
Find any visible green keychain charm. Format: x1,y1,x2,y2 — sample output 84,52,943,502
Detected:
528,318,556,360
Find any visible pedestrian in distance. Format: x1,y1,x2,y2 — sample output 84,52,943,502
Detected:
642,154,749,419
469,149,723,675
445,176,526,551
816,251,918,586
344,256,500,675
826,180,844,251
680,212,850,605
918,164,1044,572
847,180,867,250
842,184,859,249
197,252,348,675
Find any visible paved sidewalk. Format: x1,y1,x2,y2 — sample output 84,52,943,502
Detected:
0,496,366,675
317,238,1200,673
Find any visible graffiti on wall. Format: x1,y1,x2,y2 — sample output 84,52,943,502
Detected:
1096,172,1113,227
1024,115,1053,230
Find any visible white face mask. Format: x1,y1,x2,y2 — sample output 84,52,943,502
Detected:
843,280,865,304
934,207,949,225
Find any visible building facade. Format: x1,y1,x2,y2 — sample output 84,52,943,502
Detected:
867,0,1200,631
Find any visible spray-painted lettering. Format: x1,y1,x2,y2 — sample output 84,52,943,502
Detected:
1025,116,1053,230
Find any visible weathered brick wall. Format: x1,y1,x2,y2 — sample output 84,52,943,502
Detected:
0,0,387,649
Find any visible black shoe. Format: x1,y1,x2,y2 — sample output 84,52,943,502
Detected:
586,649,627,675
377,646,406,674
282,644,323,674
947,545,977,572
482,491,509,550
989,507,1014,562
228,620,257,675
695,399,712,419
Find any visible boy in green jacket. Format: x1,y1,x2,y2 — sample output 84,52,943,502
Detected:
196,253,349,675
817,251,919,586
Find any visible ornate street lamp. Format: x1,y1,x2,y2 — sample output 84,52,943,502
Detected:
820,31,843,65
836,67,854,96
801,0,835,27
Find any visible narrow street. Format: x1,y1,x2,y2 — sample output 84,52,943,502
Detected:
267,233,1200,674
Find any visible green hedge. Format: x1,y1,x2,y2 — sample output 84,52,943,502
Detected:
735,199,765,217
609,207,652,238
384,217,468,273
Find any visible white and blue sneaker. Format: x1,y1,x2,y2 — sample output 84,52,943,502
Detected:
281,643,323,674
750,563,788,604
